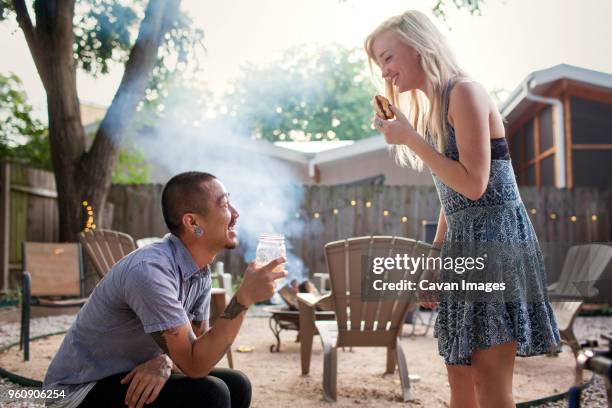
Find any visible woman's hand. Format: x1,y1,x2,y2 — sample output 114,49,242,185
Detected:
417,248,441,309
373,105,418,146
417,269,440,310
121,354,172,408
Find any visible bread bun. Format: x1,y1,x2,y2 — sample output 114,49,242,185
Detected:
372,95,394,120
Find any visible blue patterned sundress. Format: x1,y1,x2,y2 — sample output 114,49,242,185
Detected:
430,80,562,365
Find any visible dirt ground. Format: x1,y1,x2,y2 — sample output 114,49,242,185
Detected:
0,316,577,408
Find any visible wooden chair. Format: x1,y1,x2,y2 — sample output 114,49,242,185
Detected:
548,243,612,357
210,288,235,368
136,236,164,248
212,261,233,301
299,236,431,402
78,229,137,279
20,242,88,361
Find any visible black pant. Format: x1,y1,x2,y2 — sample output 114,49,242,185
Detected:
79,368,251,408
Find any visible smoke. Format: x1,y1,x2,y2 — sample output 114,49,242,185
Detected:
131,91,309,283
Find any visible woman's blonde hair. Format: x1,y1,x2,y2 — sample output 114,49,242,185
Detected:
364,10,467,170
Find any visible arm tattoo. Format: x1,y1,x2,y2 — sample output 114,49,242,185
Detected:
150,327,179,354
221,295,247,320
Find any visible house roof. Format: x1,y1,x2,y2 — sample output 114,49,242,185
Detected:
499,64,612,122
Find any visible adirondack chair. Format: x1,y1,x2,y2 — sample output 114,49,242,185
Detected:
78,229,137,279
548,243,612,357
21,242,88,361
299,236,431,402
136,236,164,248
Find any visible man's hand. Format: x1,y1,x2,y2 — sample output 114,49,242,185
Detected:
120,354,172,408
235,257,287,307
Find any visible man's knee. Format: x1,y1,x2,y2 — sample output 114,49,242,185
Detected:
192,376,231,407
209,368,252,408
229,369,251,395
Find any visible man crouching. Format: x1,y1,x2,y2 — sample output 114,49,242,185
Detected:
44,171,285,408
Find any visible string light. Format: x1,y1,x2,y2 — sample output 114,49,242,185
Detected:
299,199,602,227
82,201,96,231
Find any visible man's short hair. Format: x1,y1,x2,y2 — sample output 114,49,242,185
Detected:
161,171,217,235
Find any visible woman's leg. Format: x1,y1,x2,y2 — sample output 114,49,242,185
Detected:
471,341,517,408
446,364,479,408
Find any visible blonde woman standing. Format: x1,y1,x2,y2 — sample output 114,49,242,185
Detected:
365,11,561,408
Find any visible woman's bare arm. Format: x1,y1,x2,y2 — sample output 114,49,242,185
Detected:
396,82,493,201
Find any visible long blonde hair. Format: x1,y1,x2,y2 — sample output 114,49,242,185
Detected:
364,10,467,170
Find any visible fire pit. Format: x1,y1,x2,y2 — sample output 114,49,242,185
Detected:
265,306,335,352
265,281,335,352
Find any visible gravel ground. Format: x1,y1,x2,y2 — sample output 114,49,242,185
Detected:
0,309,609,407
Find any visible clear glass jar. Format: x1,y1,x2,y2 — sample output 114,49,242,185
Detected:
255,233,286,275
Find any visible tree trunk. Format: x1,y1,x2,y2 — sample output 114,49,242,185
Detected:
33,0,89,241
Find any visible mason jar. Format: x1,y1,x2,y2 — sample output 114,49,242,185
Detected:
255,233,286,277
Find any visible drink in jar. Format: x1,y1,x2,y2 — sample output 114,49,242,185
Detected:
255,233,286,280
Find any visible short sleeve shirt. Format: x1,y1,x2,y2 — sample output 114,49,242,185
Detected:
43,233,211,403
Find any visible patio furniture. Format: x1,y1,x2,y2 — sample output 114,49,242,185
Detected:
313,272,330,293
266,281,334,352
209,288,234,368
406,303,437,337
212,262,233,301
20,242,88,361
299,236,431,402
548,243,612,357
78,229,136,279
266,305,335,352
136,236,164,248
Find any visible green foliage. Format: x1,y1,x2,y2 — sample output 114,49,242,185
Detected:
1,1,204,97
0,71,149,183
0,72,51,169
73,0,139,75
111,143,151,184
226,44,379,142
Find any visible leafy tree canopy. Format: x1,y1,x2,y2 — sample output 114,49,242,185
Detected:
0,0,204,105
226,43,380,143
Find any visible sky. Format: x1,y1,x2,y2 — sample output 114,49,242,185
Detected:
1,0,611,122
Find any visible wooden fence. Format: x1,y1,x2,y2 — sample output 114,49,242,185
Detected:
2,160,611,291
0,161,59,290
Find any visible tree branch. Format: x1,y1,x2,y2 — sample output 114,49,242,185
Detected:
86,0,181,174
12,0,34,41
12,0,42,77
